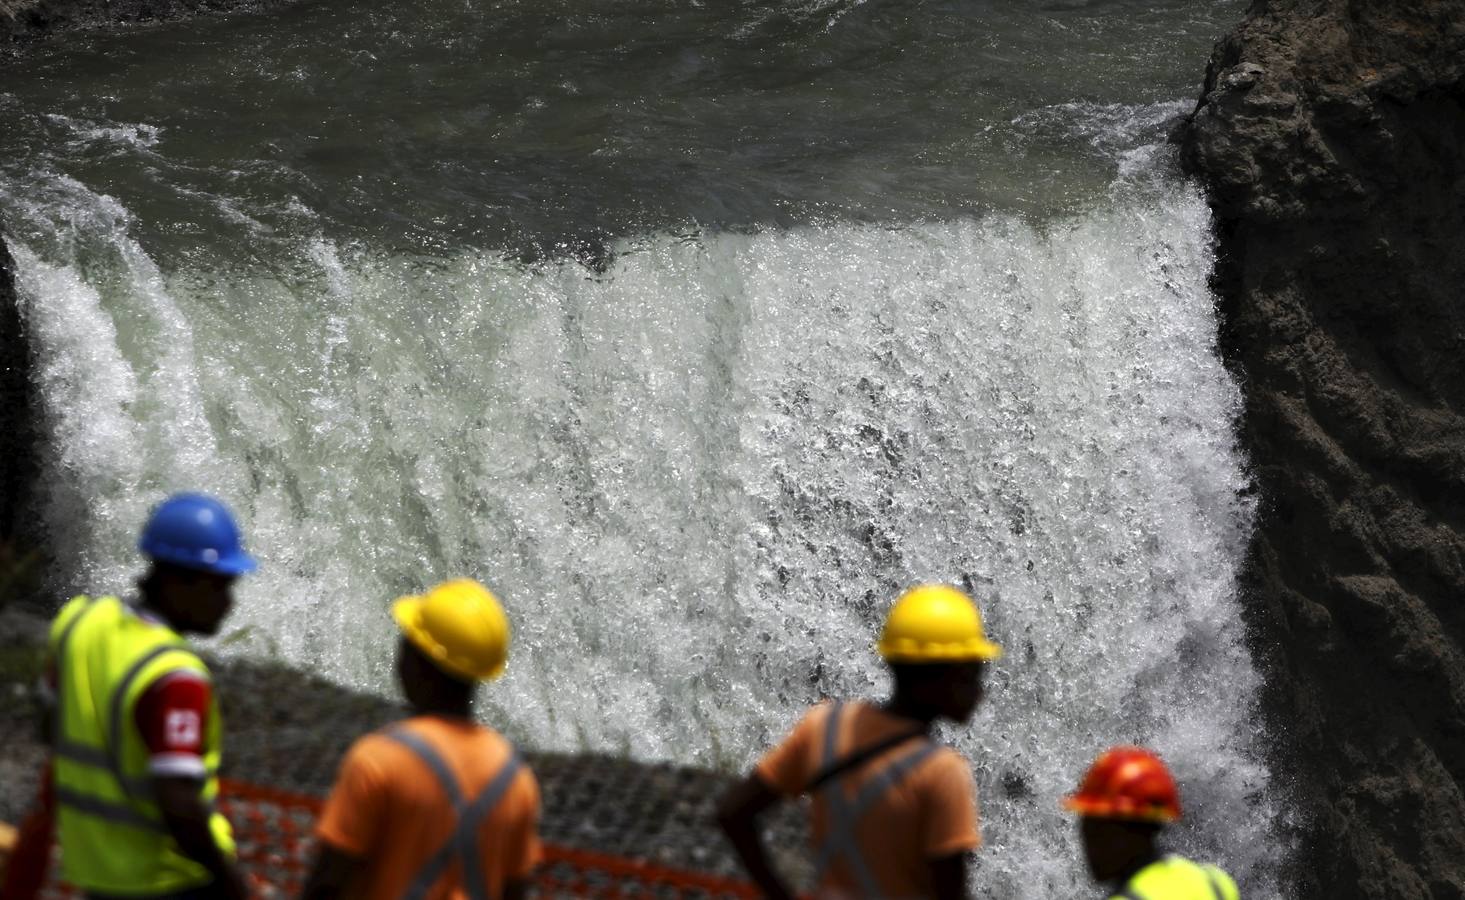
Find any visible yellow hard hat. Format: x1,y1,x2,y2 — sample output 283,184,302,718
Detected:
392,578,511,682
877,584,1003,663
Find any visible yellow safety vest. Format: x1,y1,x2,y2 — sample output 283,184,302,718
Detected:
1110,856,1240,900
48,595,235,894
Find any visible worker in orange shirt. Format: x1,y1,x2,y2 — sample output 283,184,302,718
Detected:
718,584,1002,900
301,579,541,900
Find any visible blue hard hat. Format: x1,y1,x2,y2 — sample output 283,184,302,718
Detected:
138,493,257,576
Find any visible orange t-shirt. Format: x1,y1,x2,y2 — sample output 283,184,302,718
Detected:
315,716,542,900
756,701,980,899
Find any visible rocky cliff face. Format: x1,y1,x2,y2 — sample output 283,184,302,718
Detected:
0,231,43,607
1178,1,1465,897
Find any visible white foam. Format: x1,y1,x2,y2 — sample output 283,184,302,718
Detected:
43,113,165,151
10,171,1286,894
1012,100,1193,167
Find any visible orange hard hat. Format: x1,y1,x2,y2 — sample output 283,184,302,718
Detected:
1062,746,1181,824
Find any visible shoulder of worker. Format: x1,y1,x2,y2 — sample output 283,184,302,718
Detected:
47,594,111,645
769,698,843,744
1201,862,1239,900
459,720,540,793
806,698,845,725
908,742,975,798
339,718,540,821
348,717,529,775
847,702,970,774
1118,856,1239,900
750,700,842,795
130,609,212,675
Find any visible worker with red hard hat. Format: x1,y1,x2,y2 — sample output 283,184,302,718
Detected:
1063,747,1240,900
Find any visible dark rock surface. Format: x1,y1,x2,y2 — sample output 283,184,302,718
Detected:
1177,1,1465,897
0,233,28,533
0,230,44,610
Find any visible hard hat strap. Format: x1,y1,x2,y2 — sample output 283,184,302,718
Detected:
804,726,927,794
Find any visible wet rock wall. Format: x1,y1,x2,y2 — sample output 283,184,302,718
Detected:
0,229,43,609
1178,0,1465,897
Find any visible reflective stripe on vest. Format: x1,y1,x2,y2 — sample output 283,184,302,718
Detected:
382,726,525,900
1203,866,1230,900
810,702,939,898
53,786,166,832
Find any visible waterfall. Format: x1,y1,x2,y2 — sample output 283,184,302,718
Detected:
3,157,1285,893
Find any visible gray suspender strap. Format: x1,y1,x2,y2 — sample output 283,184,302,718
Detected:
806,725,926,793
1203,865,1229,900
383,726,524,900
811,702,941,898
813,703,882,897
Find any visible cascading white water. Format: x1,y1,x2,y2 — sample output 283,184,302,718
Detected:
5,138,1285,893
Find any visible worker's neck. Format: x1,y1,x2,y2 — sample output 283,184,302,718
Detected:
1108,847,1163,890
412,696,474,720
136,587,186,633
882,693,941,728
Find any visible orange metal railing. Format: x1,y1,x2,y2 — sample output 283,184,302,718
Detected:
27,778,758,899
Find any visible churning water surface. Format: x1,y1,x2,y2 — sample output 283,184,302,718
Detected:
0,0,1288,893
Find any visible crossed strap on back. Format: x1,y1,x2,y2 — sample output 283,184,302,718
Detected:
810,701,939,898
1115,859,1232,900
382,726,524,900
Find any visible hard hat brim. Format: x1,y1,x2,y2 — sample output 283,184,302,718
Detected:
877,637,1003,663
209,549,258,576
1061,794,1179,824
141,543,258,576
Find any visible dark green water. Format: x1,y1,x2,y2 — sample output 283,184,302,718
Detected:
3,0,1237,260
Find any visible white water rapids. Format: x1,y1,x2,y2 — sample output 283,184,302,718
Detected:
3,139,1286,895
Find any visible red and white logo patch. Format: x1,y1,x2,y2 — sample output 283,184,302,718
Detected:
164,709,202,749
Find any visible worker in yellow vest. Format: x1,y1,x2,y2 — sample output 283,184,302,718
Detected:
718,584,1002,900
45,493,256,900
303,578,542,900
1064,746,1241,900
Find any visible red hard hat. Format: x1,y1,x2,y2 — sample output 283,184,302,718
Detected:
1062,746,1182,823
